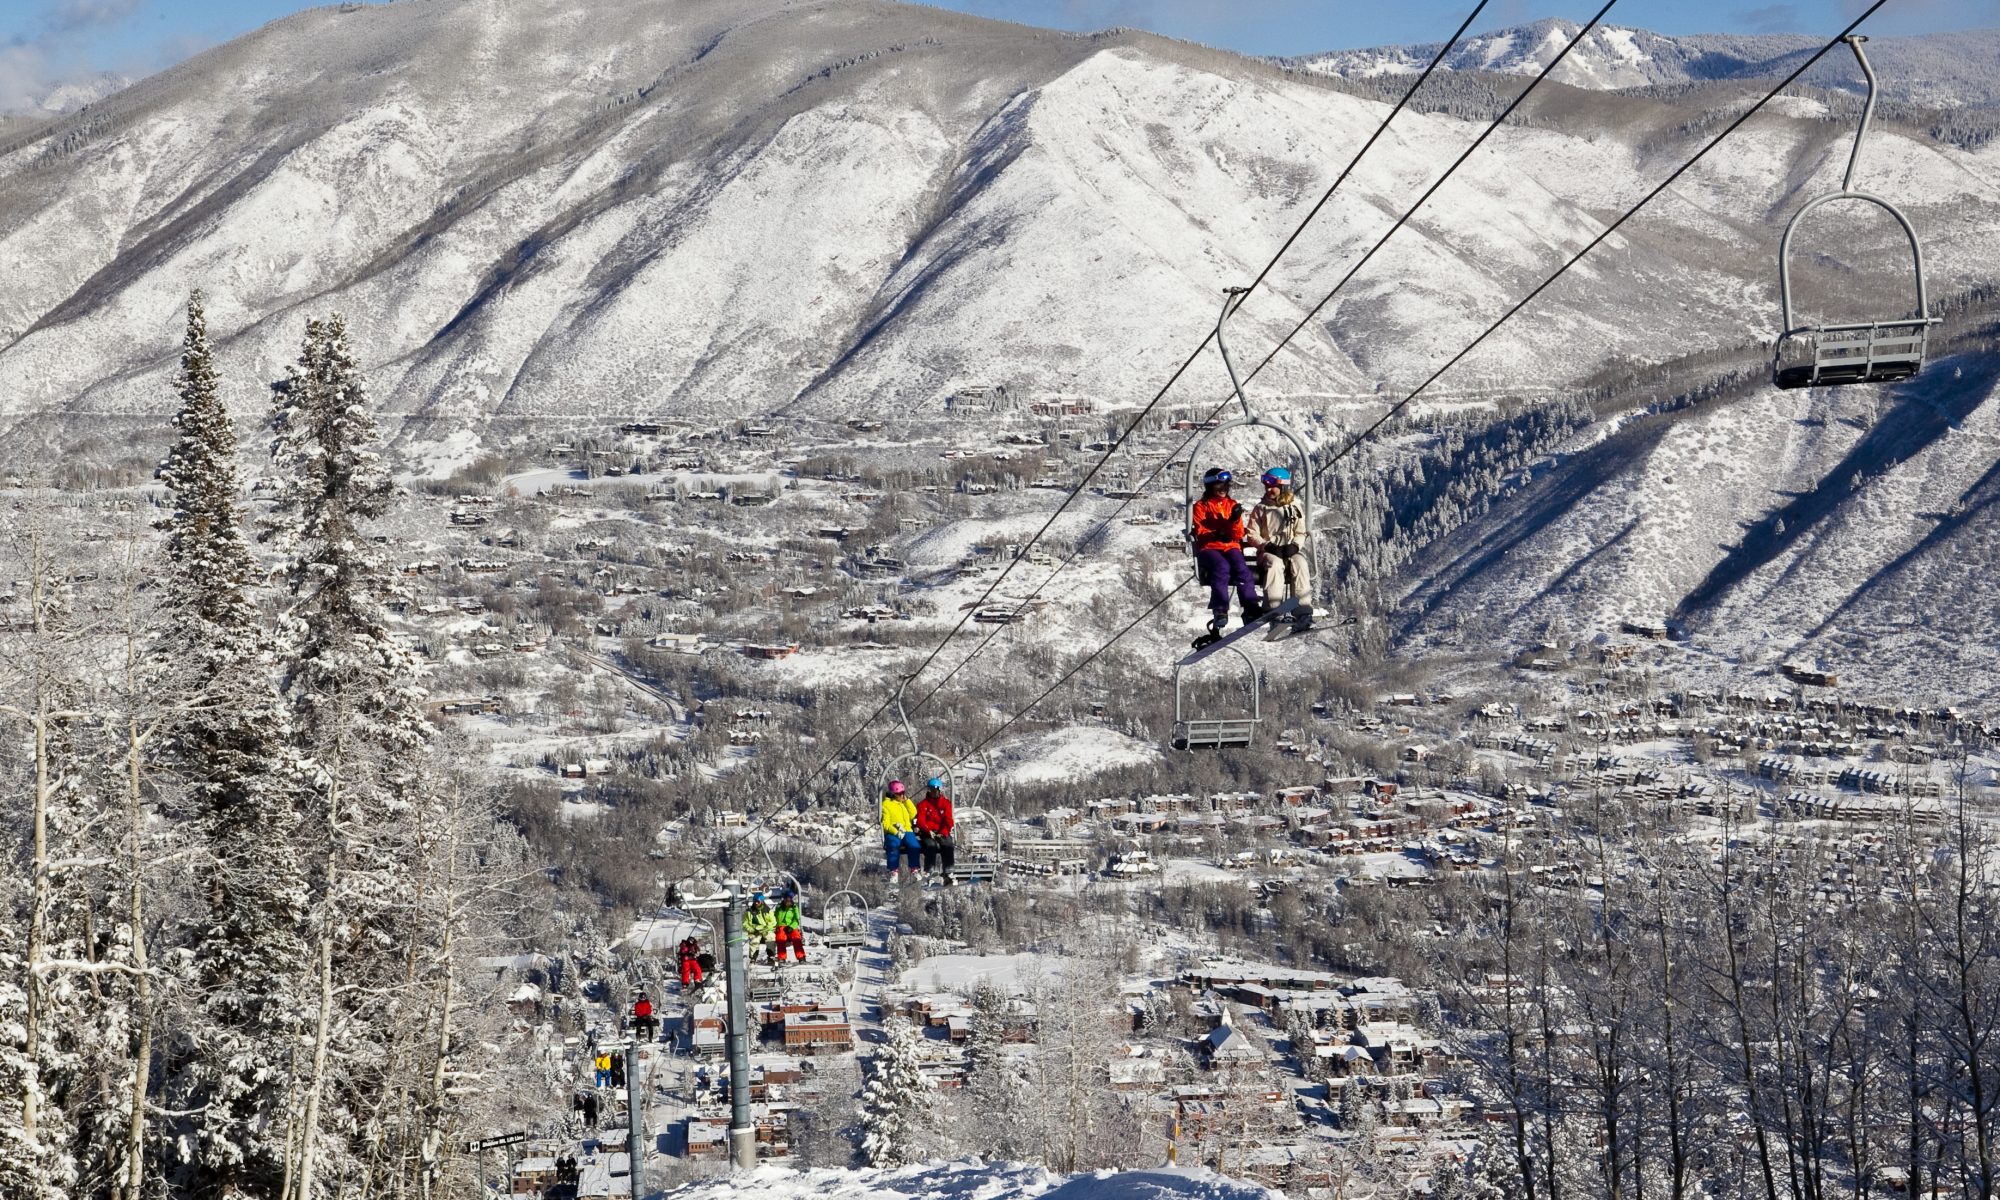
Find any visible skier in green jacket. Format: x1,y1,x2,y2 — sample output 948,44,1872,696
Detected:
773,894,806,964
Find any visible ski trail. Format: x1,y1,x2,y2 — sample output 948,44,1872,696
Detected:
847,904,897,1050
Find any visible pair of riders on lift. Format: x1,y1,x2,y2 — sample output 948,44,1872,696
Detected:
1191,465,1311,644
743,890,806,964
880,778,956,884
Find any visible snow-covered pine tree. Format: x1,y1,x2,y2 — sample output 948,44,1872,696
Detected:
154,289,309,1199
1462,1126,1515,1200
262,313,429,1200
957,982,1032,1161
0,945,69,1200
858,1017,935,1168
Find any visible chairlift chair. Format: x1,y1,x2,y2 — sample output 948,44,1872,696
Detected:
1171,643,1261,751
1169,287,1317,752
818,889,869,948
944,804,1007,885
1773,36,1938,390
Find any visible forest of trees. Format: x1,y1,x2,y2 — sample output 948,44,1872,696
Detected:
0,295,543,1200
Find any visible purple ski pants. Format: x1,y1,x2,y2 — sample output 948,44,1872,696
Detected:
1196,547,1259,621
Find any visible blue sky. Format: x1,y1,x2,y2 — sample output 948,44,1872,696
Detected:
2,0,1995,108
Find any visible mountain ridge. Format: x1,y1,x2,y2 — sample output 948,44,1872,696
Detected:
1286,20,2000,106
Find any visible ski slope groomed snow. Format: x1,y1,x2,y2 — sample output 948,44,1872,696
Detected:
663,1160,1281,1200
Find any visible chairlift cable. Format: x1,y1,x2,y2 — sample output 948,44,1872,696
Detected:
662,0,1496,891
1297,0,1894,496
943,0,1894,771
896,0,1492,710
906,0,1612,716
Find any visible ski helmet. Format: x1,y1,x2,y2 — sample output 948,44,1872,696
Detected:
1260,466,1291,487
1201,467,1233,488
926,777,943,790
887,780,907,796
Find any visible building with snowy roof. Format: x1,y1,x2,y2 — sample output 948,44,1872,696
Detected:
1202,1010,1267,1067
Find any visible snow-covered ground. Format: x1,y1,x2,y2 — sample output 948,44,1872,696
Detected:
987,728,1163,786
897,952,1072,995
663,1160,1279,1200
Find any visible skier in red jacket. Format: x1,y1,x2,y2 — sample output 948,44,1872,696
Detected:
916,778,957,884
1190,467,1262,647
632,991,657,1042
678,936,704,989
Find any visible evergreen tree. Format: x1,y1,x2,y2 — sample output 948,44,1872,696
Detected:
859,1018,934,1168
958,984,1032,1161
0,945,73,1200
262,313,429,1199
155,290,308,1199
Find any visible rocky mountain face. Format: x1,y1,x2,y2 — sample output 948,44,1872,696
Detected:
4,0,1999,691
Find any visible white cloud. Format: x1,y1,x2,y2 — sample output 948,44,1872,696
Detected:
47,0,147,35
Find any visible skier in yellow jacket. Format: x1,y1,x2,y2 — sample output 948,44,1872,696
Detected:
743,893,777,963
881,780,922,882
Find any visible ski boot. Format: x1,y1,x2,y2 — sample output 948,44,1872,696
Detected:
1191,615,1228,651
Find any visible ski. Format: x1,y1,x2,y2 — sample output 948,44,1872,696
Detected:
1180,599,1300,665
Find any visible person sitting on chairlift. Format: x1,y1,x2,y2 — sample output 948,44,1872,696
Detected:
677,935,704,989
1191,467,1263,643
916,777,957,885
632,991,656,1042
1246,466,1311,631
743,893,777,963
773,892,807,964
881,780,923,882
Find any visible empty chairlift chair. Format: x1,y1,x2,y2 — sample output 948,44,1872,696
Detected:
1171,644,1261,751
817,890,868,948
1773,35,1937,390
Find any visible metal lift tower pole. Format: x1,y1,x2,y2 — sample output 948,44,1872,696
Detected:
624,1040,645,1198
725,879,756,1170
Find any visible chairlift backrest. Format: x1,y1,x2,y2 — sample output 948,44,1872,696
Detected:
1773,36,1937,390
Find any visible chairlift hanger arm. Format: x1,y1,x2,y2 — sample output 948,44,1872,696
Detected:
1183,287,1320,595
1841,35,1875,194
1215,288,1256,423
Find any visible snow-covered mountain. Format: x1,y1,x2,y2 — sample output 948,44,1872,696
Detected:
6,0,2000,681
1290,20,2000,105
2,0,1998,475
18,71,135,116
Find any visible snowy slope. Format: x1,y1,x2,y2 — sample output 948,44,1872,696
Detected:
1292,21,2000,105
3,0,1999,470
664,1160,1280,1200
1397,354,2000,699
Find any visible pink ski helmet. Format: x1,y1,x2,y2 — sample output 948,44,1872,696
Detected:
887,780,907,796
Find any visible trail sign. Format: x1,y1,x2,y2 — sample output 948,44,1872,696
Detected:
462,1131,529,1153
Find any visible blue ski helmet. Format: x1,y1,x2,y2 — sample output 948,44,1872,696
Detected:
1202,467,1233,488
1261,466,1291,487
926,777,943,789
